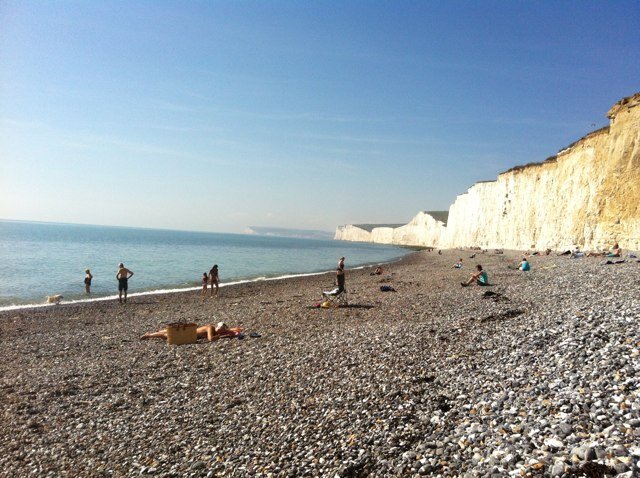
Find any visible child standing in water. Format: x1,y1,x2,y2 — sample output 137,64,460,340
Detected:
201,272,209,298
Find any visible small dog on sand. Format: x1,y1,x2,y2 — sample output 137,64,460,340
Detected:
46,295,63,304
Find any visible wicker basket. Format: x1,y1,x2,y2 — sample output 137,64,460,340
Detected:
166,320,197,345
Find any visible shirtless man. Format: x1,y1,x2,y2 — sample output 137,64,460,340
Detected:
116,263,134,304
140,322,241,341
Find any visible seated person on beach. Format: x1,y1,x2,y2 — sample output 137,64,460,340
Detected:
607,244,622,257
140,322,241,341
370,266,383,275
461,265,488,287
452,258,463,269
518,258,530,271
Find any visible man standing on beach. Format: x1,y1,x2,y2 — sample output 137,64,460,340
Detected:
116,263,134,304
336,257,346,292
336,266,346,292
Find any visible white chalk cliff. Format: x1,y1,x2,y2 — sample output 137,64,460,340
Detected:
335,92,640,251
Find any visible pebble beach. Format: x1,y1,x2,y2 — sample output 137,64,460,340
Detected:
1,250,639,477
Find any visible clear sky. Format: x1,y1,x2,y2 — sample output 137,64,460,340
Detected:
1,1,639,233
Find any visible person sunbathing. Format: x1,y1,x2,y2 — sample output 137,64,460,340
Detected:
461,265,489,286
140,322,241,341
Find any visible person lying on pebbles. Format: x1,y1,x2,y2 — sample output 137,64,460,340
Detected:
140,322,242,341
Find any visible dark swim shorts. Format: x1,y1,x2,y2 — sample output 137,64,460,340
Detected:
118,278,128,291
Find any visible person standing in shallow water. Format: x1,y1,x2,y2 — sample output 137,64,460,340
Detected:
84,269,93,294
116,263,134,304
209,264,219,297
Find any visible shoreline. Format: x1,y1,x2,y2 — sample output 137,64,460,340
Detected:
0,254,409,312
1,249,638,476
0,270,336,313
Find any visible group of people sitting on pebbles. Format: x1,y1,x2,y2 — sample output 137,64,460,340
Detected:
457,255,529,287
572,243,623,258
458,242,629,288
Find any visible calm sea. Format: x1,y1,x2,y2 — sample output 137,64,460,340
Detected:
0,221,412,309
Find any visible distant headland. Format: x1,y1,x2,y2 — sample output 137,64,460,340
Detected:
245,226,334,240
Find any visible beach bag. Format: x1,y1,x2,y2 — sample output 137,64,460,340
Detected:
166,319,197,345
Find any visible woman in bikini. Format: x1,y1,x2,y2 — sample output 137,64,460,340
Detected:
84,269,93,294
209,264,219,297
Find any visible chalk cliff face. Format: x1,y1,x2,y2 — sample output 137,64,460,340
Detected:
334,212,446,247
334,224,373,243
335,92,640,251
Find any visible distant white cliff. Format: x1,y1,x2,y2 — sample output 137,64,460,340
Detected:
335,92,640,251
334,212,447,247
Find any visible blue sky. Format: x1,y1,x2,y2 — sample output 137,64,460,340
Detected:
1,1,639,233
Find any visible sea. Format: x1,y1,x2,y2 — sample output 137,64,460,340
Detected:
0,220,413,310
